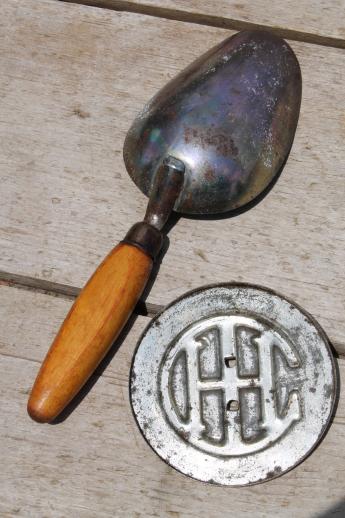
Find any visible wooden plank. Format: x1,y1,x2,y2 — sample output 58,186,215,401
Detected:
1,284,345,517
0,269,161,316
74,0,345,47
0,285,146,382
1,0,345,350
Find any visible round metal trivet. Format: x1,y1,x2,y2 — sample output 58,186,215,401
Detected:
130,284,337,486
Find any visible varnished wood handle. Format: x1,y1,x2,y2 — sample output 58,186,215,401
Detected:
27,243,153,423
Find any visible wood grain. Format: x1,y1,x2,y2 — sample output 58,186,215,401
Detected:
69,0,345,47
28,243,152,423
1,0,344,349
0,285,146,382
2,1,344,515
0,284,344,517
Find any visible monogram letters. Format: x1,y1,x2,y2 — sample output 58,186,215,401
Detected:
159,315,302,456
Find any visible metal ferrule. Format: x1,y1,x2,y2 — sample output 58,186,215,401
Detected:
122,222,163,260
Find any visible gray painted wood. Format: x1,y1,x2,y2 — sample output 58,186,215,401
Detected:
0,284,344,517
1,1,344,515
1,1,344,348
74,0,345,46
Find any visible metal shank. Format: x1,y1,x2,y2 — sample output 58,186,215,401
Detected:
144,156,185,230
123,156,185,259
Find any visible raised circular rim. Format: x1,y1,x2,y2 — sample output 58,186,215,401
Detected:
129,283,338,486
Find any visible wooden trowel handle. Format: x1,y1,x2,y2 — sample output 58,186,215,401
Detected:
28,223,162,423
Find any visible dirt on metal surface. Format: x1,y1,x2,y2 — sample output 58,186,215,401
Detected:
124,31,301,215
130,284,337,486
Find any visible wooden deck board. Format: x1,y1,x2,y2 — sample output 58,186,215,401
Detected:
1,284,344,517
1,0,345,515
1,0,345,349
0,284,145,381
74,0,345,46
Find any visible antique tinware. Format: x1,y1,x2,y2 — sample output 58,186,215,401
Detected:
130,284,337,486
124,30,301,214
28,30,302,423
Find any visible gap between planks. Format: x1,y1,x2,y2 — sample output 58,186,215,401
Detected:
59,0,345,49
0,269,161,317
1,269,345,359
0,350,121,383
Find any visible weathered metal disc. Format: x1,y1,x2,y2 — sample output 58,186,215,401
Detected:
130,284,337,486
124,31,301,214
